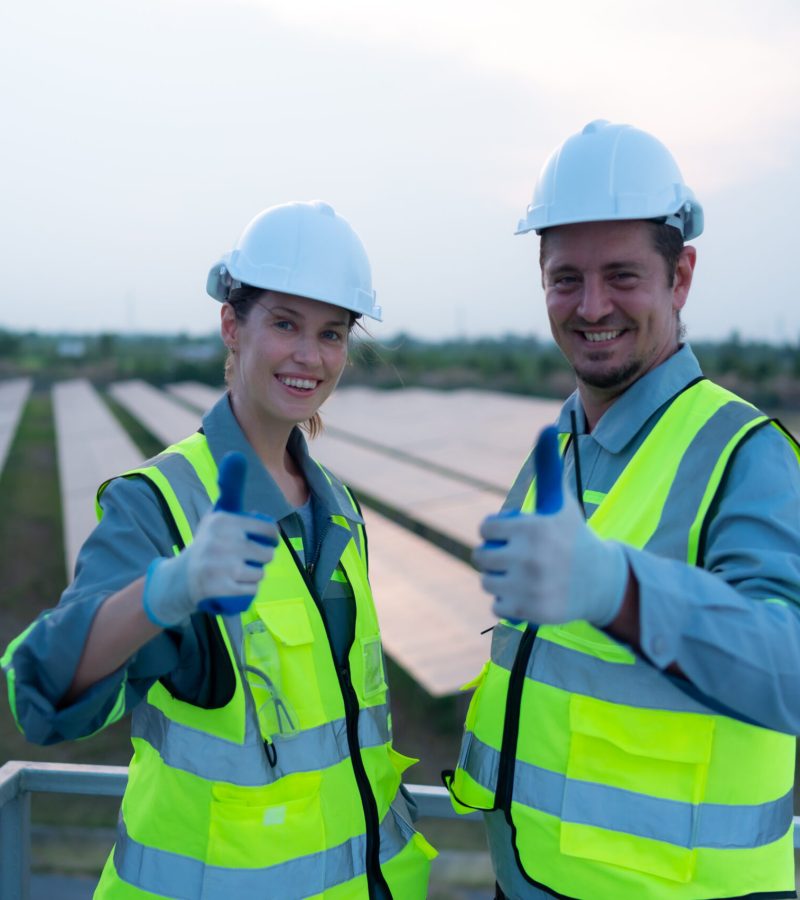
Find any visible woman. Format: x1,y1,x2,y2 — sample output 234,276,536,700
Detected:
2,201,435,898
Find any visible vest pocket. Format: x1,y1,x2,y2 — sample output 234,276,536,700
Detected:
558,694,715,883
449,662,498,812
360,635,387,700
208,772,324,869
366,745,418,822
244,599,321,736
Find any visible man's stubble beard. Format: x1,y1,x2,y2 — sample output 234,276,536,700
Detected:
573,354,644,392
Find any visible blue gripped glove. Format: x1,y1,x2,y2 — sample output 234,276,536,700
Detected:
142,452,279,628
473,426,628,627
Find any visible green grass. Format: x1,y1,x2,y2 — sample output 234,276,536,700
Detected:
0,392,64,618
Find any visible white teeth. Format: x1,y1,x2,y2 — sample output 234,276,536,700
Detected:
279,376,317,389
584,330,622,342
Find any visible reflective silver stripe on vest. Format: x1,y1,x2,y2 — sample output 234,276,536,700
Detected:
644,400,764,562
492,624,717,716
462,733,792,850
113,800,414,898
150,450,213,530
502,400,764,566
132,699,391,786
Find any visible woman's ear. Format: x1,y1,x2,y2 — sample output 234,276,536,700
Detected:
220,303,238,351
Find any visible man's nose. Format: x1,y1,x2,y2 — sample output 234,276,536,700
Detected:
576,276,614,322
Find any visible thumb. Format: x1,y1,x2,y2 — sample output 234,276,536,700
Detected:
215,451,247,513
534,425,563,515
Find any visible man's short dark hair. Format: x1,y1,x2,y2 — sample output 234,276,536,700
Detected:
647,221,685,285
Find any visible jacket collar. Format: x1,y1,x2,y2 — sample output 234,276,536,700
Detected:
201,394,364,526
556,344,704,454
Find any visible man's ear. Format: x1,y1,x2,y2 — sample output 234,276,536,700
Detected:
672,245,697,313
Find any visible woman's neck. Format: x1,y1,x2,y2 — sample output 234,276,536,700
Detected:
228,393,309,506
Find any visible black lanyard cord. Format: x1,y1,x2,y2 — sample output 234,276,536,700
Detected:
570,409,586,520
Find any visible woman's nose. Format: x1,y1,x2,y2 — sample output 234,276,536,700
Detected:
291,335,322,366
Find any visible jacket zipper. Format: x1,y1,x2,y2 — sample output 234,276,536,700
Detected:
494,626,537,814
280,525,390,899
306,518,331,579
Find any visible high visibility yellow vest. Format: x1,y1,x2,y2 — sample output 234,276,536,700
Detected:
449,380,799,899
94,432,435,899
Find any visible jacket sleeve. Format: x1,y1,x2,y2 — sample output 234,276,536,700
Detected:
1,476,186,745
627,422,800,733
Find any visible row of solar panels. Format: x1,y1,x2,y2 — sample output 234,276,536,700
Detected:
3,377,562,696
0,379,32,477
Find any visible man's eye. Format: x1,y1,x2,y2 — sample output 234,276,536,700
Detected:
554,275,578,287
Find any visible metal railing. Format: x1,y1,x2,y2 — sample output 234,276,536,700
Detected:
0,760,472,900
3,760,800,900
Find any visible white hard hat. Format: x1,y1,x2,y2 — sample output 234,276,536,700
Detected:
516,120,703,240
207,200,381,321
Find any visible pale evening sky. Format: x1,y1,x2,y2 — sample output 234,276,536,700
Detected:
1,0,798,343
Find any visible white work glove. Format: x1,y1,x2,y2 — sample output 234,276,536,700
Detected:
142,452,279,627
472,426,628,627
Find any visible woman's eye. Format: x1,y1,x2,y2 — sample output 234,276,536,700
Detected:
322,330,344,342
273,319,294,331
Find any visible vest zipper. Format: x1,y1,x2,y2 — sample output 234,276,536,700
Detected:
340,663,390,900
280,527,391,900
495,626,536,814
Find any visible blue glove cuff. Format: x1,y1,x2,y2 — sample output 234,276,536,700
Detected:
142,558,179,629
591,541,629,627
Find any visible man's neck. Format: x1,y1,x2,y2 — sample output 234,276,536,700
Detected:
576,385,625,432
577,343,683,432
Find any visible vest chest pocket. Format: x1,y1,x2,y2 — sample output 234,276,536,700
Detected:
559,694,715,884
244,599,324,735
208,771,324,870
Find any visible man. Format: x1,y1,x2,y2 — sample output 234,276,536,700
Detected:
447,120,800,899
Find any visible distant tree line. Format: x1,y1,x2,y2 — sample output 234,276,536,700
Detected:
345,331,800,411
2,328,800,410
0,331,227,389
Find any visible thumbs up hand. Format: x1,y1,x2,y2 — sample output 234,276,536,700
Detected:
143,452,279,628
473,426,628,627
